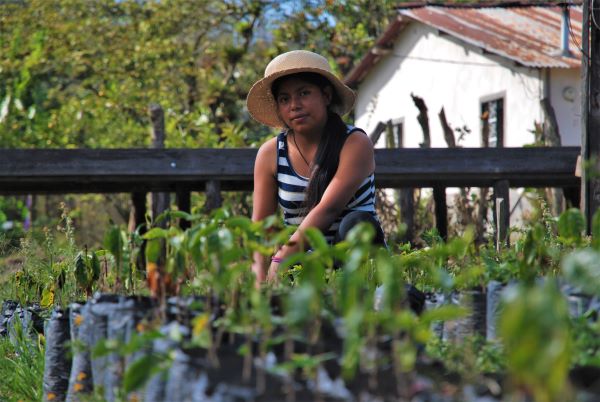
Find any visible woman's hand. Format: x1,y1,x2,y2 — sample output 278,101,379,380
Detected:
267,260,280,283
251,252,268,288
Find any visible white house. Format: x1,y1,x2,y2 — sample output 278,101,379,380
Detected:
345,3,583,150
345,3,583,233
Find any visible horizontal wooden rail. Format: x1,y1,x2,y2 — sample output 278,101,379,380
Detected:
375,146,580,188
0,147,581,194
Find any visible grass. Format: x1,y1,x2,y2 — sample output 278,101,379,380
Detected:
0,317,44,402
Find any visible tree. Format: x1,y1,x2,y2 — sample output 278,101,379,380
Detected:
0,0,400,244
1,0,398,149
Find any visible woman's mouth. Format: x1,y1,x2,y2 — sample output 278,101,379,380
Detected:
291,114,308,123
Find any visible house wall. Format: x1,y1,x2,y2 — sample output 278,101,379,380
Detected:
354,22,581,149
549,68,582,146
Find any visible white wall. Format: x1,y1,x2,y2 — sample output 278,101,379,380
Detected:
354,22,581,149
549,68,582,146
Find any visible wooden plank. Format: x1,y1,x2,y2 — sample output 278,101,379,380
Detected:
0,148,258,177
0,148,257,193
374,147,580,188
0,147,580,194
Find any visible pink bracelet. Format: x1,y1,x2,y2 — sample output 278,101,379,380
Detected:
271,256,284,263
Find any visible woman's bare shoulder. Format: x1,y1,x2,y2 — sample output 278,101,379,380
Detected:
340,129,375,172
255,136,279,175
344,129,374,152
258,136,278,153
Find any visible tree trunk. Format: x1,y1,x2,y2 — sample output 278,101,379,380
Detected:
438,107,456,148
411,95,445,238
411,93,430,148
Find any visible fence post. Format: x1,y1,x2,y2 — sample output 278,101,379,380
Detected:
149,104,170,227
433,186,447,240
129,192,147,234
129,192,147,270
399,189,414,242
205,180,222,212
176,189,191,230
494,180,510,251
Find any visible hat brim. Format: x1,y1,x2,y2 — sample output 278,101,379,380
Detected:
246,67,356,128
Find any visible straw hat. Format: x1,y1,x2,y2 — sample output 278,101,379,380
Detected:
246,50,356,128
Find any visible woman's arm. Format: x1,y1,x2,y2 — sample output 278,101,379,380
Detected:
268,131,375,280
251,137,279,284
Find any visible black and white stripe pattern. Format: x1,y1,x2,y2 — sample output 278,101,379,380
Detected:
276,126,377,242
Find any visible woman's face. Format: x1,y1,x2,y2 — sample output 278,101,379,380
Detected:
274,76,332,135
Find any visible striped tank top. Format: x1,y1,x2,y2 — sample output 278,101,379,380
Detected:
276,125,377,242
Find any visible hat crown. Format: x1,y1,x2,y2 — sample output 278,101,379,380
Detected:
247,49,355,128
264,50,331,78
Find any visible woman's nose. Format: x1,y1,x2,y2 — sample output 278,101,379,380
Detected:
290,95,301,109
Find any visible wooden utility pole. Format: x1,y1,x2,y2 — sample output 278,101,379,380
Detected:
582,0,600,231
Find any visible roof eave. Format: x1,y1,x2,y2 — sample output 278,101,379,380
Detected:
344,15,410,88
394,1,583,10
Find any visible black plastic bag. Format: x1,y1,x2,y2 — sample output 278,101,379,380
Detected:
66,301,93,402
424,292,446,339
43,307,72,402
0,299,18,337
144,322,190,402
164,346,205,402
104,296,156,402
444,288,487,341
83,293,120,394
7,303,44,346
486,281,508,341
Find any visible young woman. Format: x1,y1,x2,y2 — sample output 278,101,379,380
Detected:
246,50,385,284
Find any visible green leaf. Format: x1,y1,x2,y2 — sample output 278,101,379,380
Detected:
40,286,54,308
226,216,252,231
74,252,88,288
90,252,101,282
591,209,600,250
142,227,170,240
145,239,163,264
562,248,600,296
420,304,468,324
557,208,585,242
303,227,328,253
123,354,162,393
168,210,196,221
499,282,572,401
103,225,122,261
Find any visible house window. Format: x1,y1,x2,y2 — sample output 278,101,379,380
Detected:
481,98,504,147
370,118,403,148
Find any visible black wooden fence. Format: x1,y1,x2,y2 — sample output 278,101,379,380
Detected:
0,146,581,246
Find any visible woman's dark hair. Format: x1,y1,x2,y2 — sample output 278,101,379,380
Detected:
272,72,349,212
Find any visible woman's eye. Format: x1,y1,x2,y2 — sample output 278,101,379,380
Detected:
278,96,289,104
301,90,310,96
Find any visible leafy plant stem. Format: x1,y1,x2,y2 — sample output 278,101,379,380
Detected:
285,332,296,402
